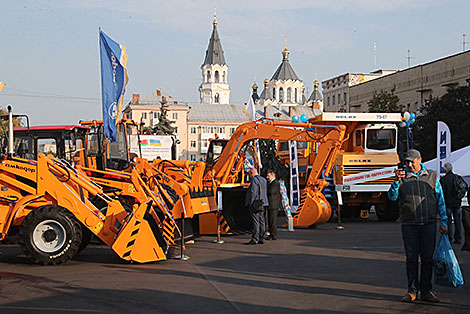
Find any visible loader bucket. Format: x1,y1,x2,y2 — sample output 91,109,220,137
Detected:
292,191,332,227
112,202,168,263
198,187,251,235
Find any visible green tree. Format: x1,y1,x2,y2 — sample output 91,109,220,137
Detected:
413,86,470,161
368,89,401,113
0,106,23,136
148,96,176,135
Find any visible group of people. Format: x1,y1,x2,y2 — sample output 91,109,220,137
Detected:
244,168,281,245
389,149,468,303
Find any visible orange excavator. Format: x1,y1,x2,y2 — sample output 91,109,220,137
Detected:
197,118,347,232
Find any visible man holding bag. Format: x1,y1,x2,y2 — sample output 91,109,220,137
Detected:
388,149,448,303
245,168,268,245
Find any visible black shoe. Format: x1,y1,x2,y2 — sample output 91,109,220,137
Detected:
264,236,271,240
258,240,265,244
420,291,439,303
245,240,257,245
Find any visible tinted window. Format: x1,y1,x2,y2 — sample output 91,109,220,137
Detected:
366,129,396,150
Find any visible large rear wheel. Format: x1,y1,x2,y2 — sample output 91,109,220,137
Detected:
19,205,82,265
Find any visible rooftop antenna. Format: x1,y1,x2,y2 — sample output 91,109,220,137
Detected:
406,49,415,68
373,43,377,70
463,34,468,52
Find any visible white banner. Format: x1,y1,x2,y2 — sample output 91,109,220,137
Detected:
342,166,397,185
437,121,451,177
289,141,300,213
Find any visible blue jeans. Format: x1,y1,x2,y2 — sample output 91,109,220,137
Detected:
401,222,437,294
447,207,462,242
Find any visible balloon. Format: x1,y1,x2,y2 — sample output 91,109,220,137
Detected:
399,122,406,128
403,112,410,121
300,114,309,122
292,115,299,122
410,112,415,120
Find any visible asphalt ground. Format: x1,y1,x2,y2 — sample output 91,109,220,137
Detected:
1,216,469,314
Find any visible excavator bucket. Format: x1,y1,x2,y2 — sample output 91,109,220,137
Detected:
292,191,332,227
112,202,168,263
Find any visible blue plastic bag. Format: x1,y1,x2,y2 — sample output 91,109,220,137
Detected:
433,234,464,288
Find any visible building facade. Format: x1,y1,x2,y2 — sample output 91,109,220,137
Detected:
348,51,470,112
322,70,397,112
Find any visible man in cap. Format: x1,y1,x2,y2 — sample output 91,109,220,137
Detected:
388,149,447,303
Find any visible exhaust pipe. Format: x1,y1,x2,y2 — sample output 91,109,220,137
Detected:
8,105,13,156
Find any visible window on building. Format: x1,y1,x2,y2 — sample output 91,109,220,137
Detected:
294,88,298,103
230,127,235,135
338,94,341,104
407,103,411,111
223,71,226,83
287,87,292,102
327,96,330,106
215,70,220,83
191,127,197,134
214,93,220,103
279,87,284,103
190,141,196,148
154,112,158,119
142,112,147,119
172,113,178,120
207,70,211,82
174,127,178,133
332,95,335,105
38,138,57,156
190,154,196,161
202,139,209,148
343,92,347,104
272,88,276,100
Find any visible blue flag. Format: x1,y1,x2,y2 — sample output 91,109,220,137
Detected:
99,29,129,142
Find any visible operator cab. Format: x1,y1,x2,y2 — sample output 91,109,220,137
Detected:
13,125,89,166
353,123,397,153
84,119,142,171
205,139,229,165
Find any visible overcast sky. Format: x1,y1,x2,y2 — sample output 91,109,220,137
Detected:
0,0,468,124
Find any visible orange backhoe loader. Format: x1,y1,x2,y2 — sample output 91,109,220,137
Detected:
2,109,174,264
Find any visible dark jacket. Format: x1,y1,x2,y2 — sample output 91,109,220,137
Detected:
244,175,268,207
440,171,462,208
388,164,447,226
267,178,281,210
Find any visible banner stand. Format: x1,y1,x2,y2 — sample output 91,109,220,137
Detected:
335,191,345,230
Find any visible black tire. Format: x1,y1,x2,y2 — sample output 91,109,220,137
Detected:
77,225,92,253
19,205,82,265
